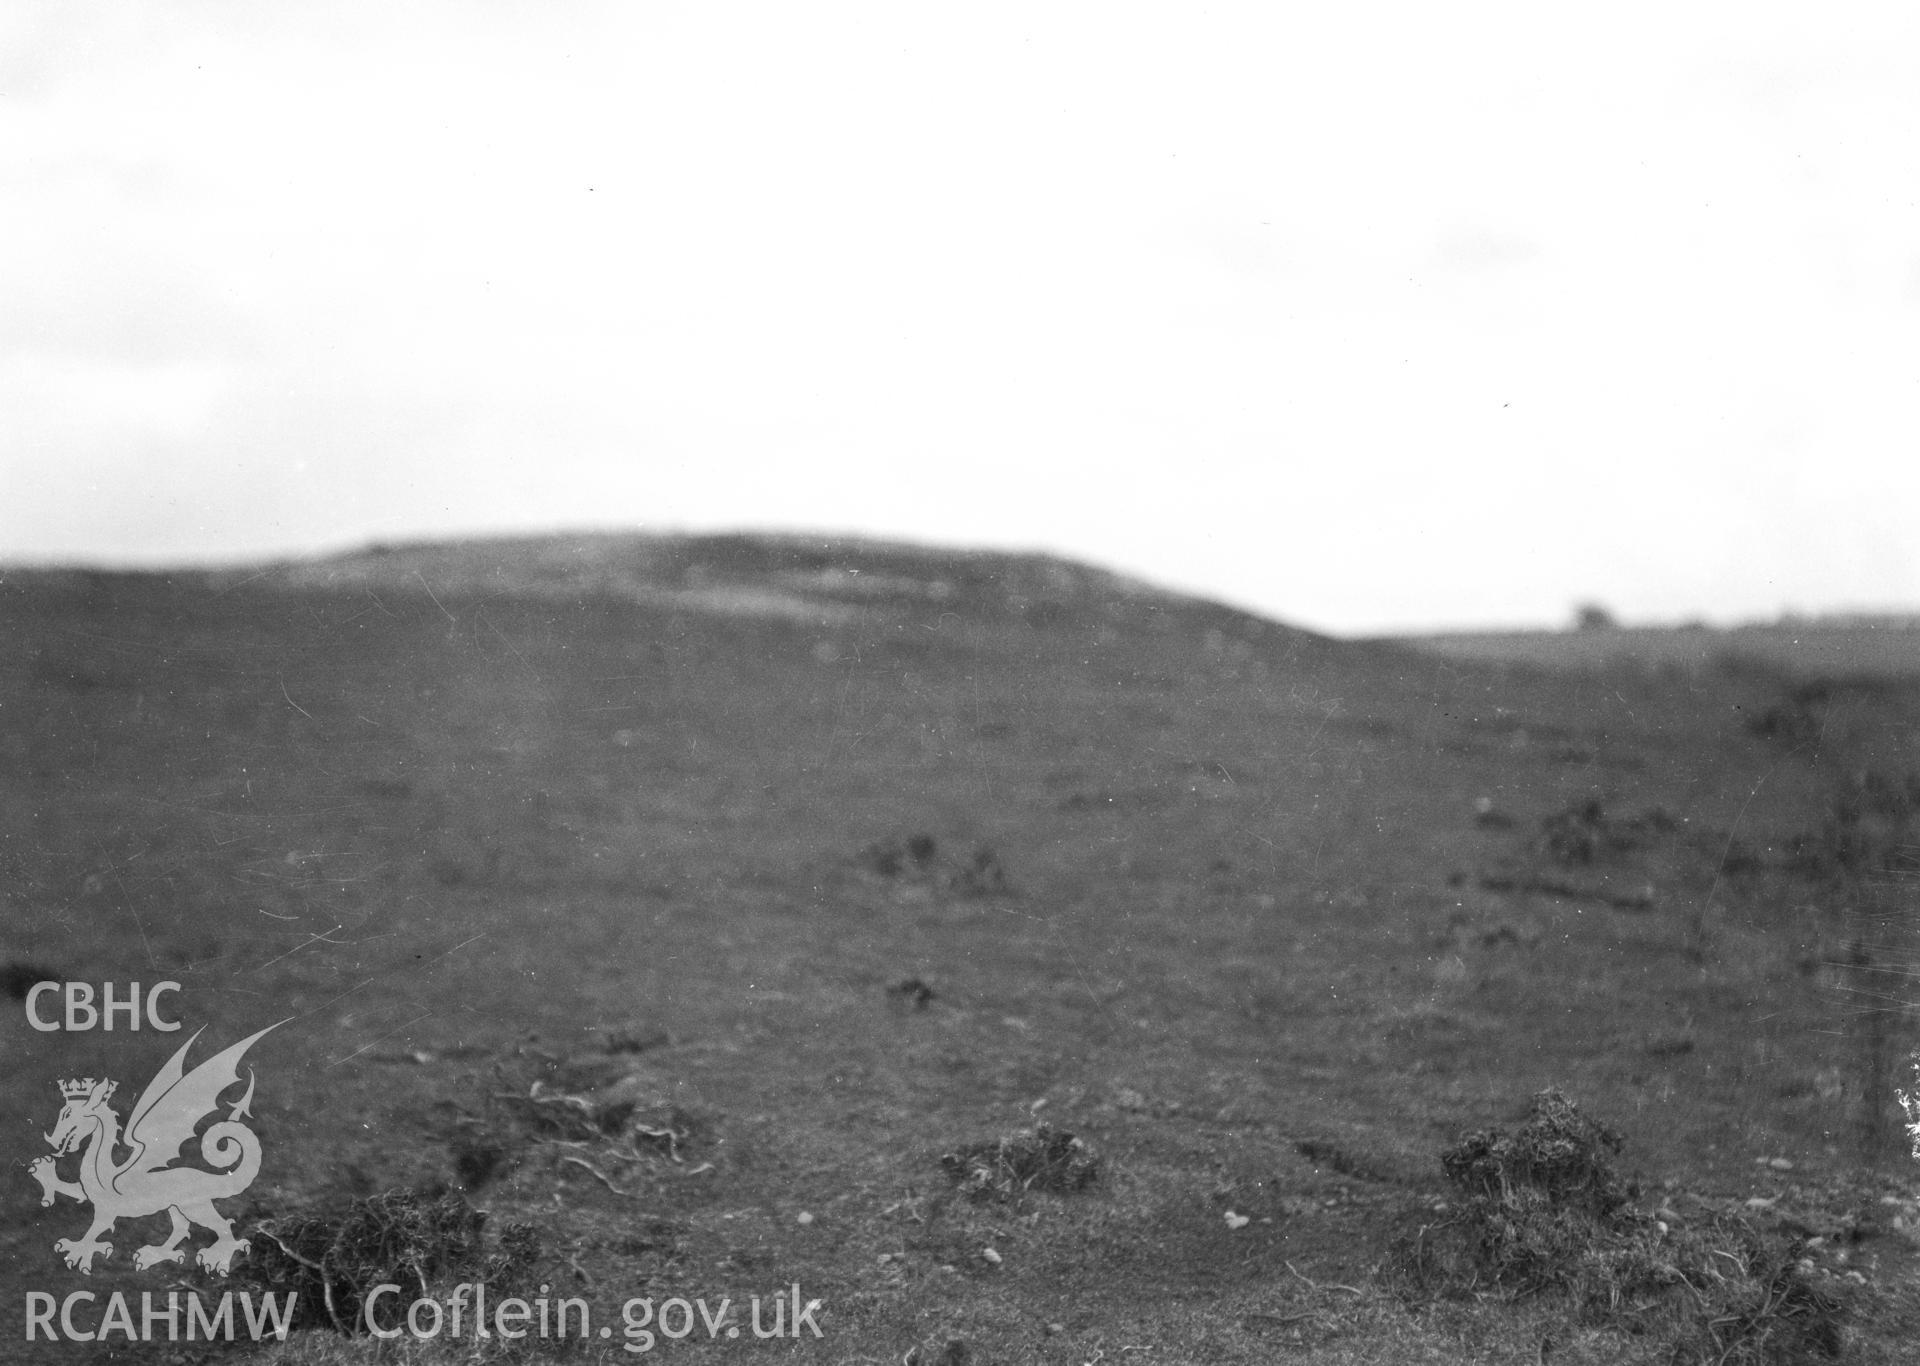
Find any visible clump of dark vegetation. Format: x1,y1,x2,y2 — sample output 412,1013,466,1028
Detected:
0,960,62,1001
1396,1090,1844,1363
1744,675,1903,751
1438,1089,1633,1226
1295,1137,1393,1184
1476,870,1655,911
948,844,1012,897
1537,799,1676,867
1744,681,1834,746
598,1025,672,1055
853,833,1014,896
941,1122,1101,1201
450,1134,512,1191
1713,836,1769,876
856,832,941,878
1784,767,1920,879
906,1339,975,1366
888,976,936,1009
235,1188,540,1335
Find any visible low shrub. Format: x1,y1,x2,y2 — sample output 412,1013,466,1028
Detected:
940,1122,1101,1201
1395,1091,1843,1364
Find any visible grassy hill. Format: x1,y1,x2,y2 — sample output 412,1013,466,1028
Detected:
1391,618,1920,682
3,535,1917,1363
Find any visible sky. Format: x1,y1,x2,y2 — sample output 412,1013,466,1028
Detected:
3,1,1917,635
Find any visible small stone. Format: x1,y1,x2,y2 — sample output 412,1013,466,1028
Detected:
1769,1157,1794,1171
796,1211,813,1226
981,1247,1002,1266
1046,1323,1065,1336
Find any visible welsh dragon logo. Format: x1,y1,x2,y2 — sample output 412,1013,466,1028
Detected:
28,1023,282,1276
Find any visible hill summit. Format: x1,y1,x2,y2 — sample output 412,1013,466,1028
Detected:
202,530,1320,641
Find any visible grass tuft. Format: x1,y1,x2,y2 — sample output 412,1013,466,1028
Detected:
940,1121,1101,1201
1395,1090,1845,1363
232,1188,541,1336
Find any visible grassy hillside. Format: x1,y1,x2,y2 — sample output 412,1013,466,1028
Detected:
3,535,1917,1363
1392,619,1920,681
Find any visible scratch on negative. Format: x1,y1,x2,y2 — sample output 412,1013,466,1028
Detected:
257,927,353,969
416,571,457,624
479,611,543,682
214,568,274,596
317,979,376,1010
425,934,485,965
280,681,314,720
328,1013,434,1069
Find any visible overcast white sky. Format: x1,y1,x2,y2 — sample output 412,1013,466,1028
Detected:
3,2,1916,634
